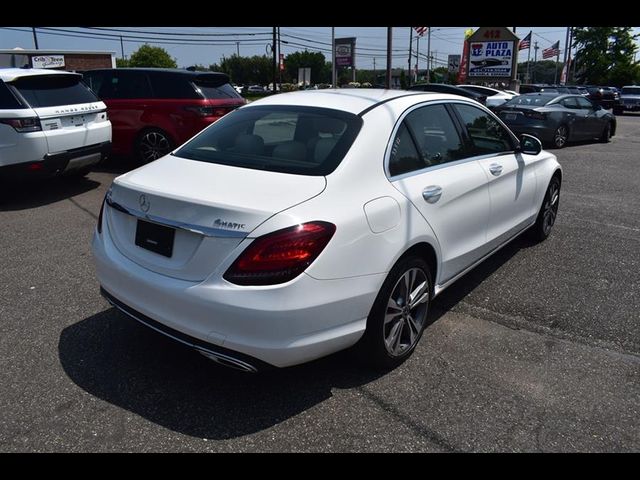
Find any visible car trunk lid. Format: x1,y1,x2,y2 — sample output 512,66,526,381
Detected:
105,154,326,281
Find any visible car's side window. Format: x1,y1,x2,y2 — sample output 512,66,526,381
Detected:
109,71,153,100
560,97,579,109
403,104,466,166
453,103,515,155
576,96,595,109
388,123,424,177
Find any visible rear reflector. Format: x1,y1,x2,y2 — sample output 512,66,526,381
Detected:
224,221,336,285
27,162,44,171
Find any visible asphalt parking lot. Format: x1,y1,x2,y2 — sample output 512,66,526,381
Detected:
1,115,639,452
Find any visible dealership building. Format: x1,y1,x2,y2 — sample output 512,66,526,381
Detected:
0,49,116,72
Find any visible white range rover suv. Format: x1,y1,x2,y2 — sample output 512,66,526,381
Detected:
0,68,111,179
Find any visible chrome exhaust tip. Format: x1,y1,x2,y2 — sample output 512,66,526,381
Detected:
197,349,258,373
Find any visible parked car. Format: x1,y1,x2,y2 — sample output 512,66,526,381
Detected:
1,68,111,180
613,85,640,115
83,68,245,163
586,86,619,109
457,84,516,108
247,85,266,93
93,89,562,372
494,93,616,148
519,84,560,95
407,83,486,105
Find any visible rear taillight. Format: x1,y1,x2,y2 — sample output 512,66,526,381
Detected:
224,221,336,286
524,110,546,120
0,117,41,132
184,106,232,117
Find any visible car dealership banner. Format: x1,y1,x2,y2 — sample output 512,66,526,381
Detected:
335,37,356,67
468,41,514,77
32,55,65,69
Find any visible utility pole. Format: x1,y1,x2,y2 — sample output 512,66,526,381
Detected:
272,27,277,93
416,35,420,82
120,36,125,60
236,41,240,57
426,27,431,83
331,27,336,88
408,27,413,87
386,27,392,89
533,41,539,82
32,27,39,50
373,57,376,84
277,27,282,87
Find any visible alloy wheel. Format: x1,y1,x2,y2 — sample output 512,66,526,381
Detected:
543,180,560,235
383,267,429,357
139,131,171,163
554,126,568,148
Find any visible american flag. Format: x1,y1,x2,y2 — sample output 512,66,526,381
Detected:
542,41,560,59
519,31,532,50
413,27,428,37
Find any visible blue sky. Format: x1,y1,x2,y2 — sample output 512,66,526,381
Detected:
2,27,638,70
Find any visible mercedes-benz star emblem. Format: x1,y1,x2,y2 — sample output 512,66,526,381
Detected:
139,194,150,213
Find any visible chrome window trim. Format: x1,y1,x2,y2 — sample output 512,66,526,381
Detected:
105,194,248,239
383,99,518,181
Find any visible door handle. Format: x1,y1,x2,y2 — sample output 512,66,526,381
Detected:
422,185,442,204
489,163,503,176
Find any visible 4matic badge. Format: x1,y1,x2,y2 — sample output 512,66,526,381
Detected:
214,219,246,230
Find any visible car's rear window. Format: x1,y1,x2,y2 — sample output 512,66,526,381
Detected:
504,94,556,106
11,74,99,108
0,81,24,109
174,105,362,176
194,80,242,100
621,87,640,95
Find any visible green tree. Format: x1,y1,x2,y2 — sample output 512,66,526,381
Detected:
518,60,564,84
128,44,177,68
218,55,272,85
284,51,328,84
115,58,130,68
573,27,639,86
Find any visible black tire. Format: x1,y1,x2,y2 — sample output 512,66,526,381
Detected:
135,129,173,164
357,256,433,369
599,121,612,143
531,175,561,242
551,124,569,149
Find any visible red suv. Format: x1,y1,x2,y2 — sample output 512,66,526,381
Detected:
83,68,246,162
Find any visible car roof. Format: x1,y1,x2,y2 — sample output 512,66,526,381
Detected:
246,88,452,115
84,67,228,78
0,68,80,82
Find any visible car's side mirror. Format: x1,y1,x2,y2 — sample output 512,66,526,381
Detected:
518,134,542,155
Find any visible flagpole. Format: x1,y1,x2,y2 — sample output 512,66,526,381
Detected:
554,50,559,84
526,32,532,83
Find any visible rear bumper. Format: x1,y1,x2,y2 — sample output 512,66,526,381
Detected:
0,141,111,179
92,224,382,368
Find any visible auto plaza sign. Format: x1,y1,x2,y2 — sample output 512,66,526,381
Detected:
465,27,519,80
468,41,513,77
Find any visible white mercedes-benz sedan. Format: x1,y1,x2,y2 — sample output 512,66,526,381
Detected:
92,89,562,372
